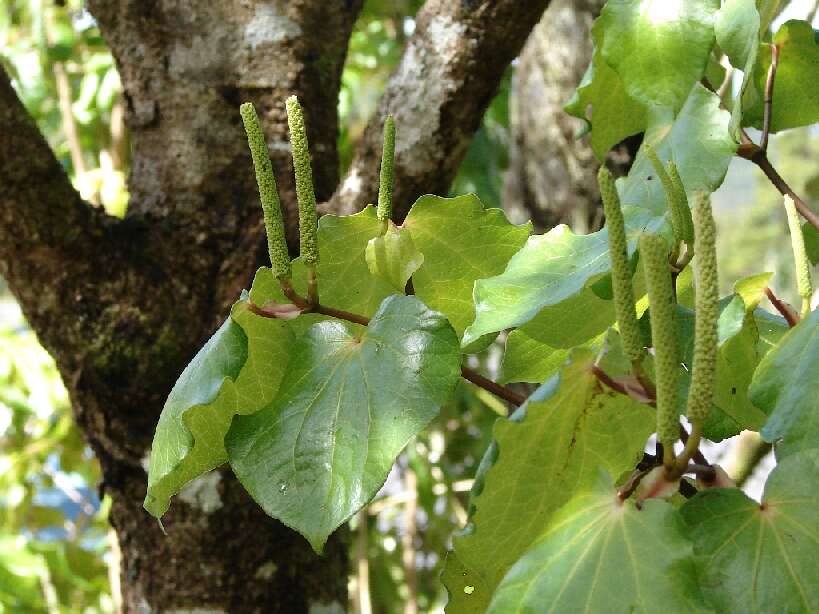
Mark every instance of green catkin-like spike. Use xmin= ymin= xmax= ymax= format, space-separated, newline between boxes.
xmin=640 ymin=233 xmax=678 ymax=446
xmin=599 ymin=167 xmax=642 ymax=362
xmin=646 ymin=145 xmax=685 ymax=246
xmin=667 ymin=161 xmax=694 ymax=245
xmin=377 ymin=115 xmax=395 ymax=226
xmin=686 ymin=192 xmax=718 ymax=424
xmin=285 ymin=95 xmax=319 ymax=266
xmin=239 ymin=102 xmax=291 ymax=279
xmin=784 ymin=196 xmax=814 ymax=317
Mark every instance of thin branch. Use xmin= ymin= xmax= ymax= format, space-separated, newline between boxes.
xmin=760 ymin=43 xmax=780 ymax=152
xmin=765 ymin=286 xmax=799 ymax=327
xmin=313 ymin=304 xmax=371 ymax=327
xmin=684 ymin=463 xmax=717 ymax=483
xmin=737 ymin=138 xmax=819 ymax=231
xmin=460 ymin=366 xmax=526 ymax=407
xmin=678 ymin=424 xmax=709 ymax=467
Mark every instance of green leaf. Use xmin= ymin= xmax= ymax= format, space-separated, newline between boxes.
xmin=803 ymin=221 xmax=819 ymax=265
xmin=715 ymin=0 xmax=761 ymax=138
xmin=272 ymin=206 xmax=396 ymax=318
xmin=618 ymin=85 xmax=737 ymax=220
xmin=466 ymin=85 xmax=734 ymax=347
xmin=500 ymin=287 xmax=614 ymax=384
xmin=716 ymin=0 xmax=759 ymax=70
xmin=403 ymin=194 xmax=531 ymax=339
xmin=598 ymin=0 xmax=719 ymax=111
xmin=744 ymin=20 xmax=819 ymax=132
xmin=682 ymin=448 xmax=819 ymax=613
xmin=756 ymin=0 xmax=783 ymax=33
xmin=564 ymin=50 xmax=649 ymax=160
xmin=144 ymin=305 xmax=296 ymax=518
xmin=750 ymin=308 xmax=819 ymax=458
xmin=488 ymin=475 xmax=709 ymax=613
xmin=365 ymin=222 xmax=424 ymax=292
xmin=226 ymin=295 xmax=461 ymax=553
xmin=443 ymin=350 xmax=655 ymax=612
xmin=145 ymin=207 xmax=393 ymax=517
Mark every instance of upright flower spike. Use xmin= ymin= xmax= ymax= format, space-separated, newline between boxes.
xmin=285 ymin=95 xmax=319 ymax=266
xmin=599 ymin=167 xmax=642 ymax=362
xmin=784 ymin=196 xmax=814 ymax=317
xmin=686 ymin=192 xmax=718 ymax=425
xmin=377 ymin=115 xmax=396 ymax=229
xmin=640 ymin=233 xmax=678 ymax=448
xmin=645 ymin=145 xmax=692 ymax=247
xmin=239 ymin=102 xmax=291 ymax=279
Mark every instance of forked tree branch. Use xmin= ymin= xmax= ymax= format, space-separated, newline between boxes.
xmin=326 ymin=0 xmax=553 ymax=220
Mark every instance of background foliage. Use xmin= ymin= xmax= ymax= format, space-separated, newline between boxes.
xmin=1 ymin=0 xmax=817 ymax=611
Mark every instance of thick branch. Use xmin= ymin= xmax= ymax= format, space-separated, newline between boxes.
xmin=0 ymin=67 xmax=114 ymax=318
xmin=327 ymin=0 xmax=553 ymax=219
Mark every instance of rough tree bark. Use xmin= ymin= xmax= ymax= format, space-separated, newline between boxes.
xmin=0 ymin=0 xmax=552 ymax=611
xmin=503 ymin=0 xmax=638 ymax=233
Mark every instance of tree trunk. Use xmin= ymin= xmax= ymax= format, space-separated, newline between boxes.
xmin=0 ymin=1 xmax=553 ymax=611
xmin=503 ymin=0 xmax=638 ymax=233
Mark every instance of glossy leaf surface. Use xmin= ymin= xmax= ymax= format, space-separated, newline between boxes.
xmin=226 ymin=296 xmax=461 ymax=553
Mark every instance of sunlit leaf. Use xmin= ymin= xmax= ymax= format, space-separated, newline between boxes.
xmin=488 ymin=474 xmax=709 ymax=613
xmin=226 ymin=296 xmax=461 ymax=553
xmin=403 ymin=194 xmax=531 ymax=340
xmin=443 ymin=350 xmax=655 ymax=612
xmin=751 ymin=308 xmax=819 ymax=458
xmin=744 ymin=20 xmax=819 ymax=132
xmin=682 ymin=448 xmax=819 ymax=612
xmin=598 ymin=0 xmax=719 ymax=111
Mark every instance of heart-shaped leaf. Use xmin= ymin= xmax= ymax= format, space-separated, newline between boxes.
xmin=598 ymin=0 xmax=719 ymax=111
xmin=442 ymin=350 xmax=655 ymax=612
xmin=682 ymin=448 xmax=819 ymax=612
xmin=145 ymin=207 xmax=394 ymax=517
xmin=487 ymin=474 xmax=709 ymax=613
xmin=226 ymin=295 xmax=461 ymax=552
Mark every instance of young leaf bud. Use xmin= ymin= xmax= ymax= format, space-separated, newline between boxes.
xmin=239 ymin=102 xmax=291 ymax=279
xmin=377 ymin=115 xmax=396 ymax=226
xmin=667 ymin=161 xmax=694 ymax=245
xmin=784 ymin=196 xmax=814 ymax=317
xmin=599 ymin=167 xmax=642 ymax=362
xmin=285 ymin=95 xmax=319 ymax=266
xmin=686 ymin=192 xmax=718 ymax=424
xmin=640 ymin=233 xmax=678 ymax=446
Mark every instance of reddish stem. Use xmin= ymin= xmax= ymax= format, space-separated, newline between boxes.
xmin=760 ymin=43 xmax=780 ymax=152
xmin=765 ymin=287 xmax=799 ymax=328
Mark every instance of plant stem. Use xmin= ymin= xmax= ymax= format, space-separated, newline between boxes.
xmin=684 ymin=463 xmax=717 ymax=483
xmin=737 ymin=139 xmax=819 ymax=231
xmin=306 ymin=265 xmax=319 ymax=306
xmin=460 ymin=367 xmax=526 ymax=407
xmin=313 ymin=304 xmax=371 ymax=326
xmin=760 ymin=43 xmax=780 ymax=152
xmin=764 ymin=287 xmax=799 ymax=327
xmin=675 ymin=422 xmax=704 ymax=474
